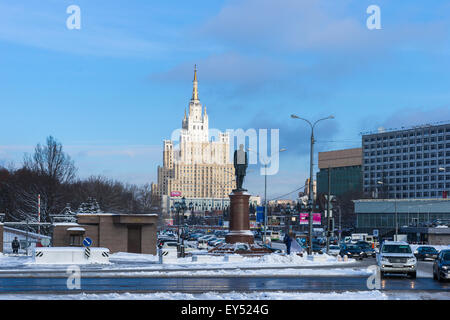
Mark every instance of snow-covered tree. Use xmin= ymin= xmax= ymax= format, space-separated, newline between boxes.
xmin=78 ymin=197 xmax=102 ymax=213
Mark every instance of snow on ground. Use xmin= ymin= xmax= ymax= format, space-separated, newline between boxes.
xmin=0 ymin=290 xmax=448 ymax=300
xmin=108 ymin=252 xmax=356 ymax=269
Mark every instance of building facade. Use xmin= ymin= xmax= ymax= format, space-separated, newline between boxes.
xmin=317 ymin=148 xmax=362 ymax=196
xmin=362 ymin=123 xmax=450 ymax=199
xmin=354 ymin=198 xmax=450 ymax=238
xmin=153 ymin=67 xmax=236 ymax=216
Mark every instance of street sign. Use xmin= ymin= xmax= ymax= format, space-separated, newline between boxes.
xmin=83 ymin=237 xmax=92 ymax=247
xmin=256 ymin=206 xmax=264 ymax=223
xmin=40 ymin=238 xmax=50 ymax=247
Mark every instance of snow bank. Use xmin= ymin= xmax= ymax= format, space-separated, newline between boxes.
xmin=2 ymin=290 xmax=448 ymax=300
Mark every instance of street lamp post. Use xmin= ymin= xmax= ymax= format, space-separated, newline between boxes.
xmin=247 ymin=147 xmax=287 ymax=244
xmin=291 ymin=114 xmax=334 ymax=255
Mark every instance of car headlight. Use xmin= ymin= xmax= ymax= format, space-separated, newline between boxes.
xmin=407 ymin=258 xmax=416 ymax=264
xmin=442 ymin=266 xmax=448 ymax=270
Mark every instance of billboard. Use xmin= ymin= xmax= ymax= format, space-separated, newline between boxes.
xmin=299 ymin=213 xmax=321 ymax=225
xmin=165 ymin=219 xmax=173 ymax=226
xmin=170 ymin=191 xmax=182 ymax=197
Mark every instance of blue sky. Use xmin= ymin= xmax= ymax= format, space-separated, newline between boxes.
xmin=1 ymin=0 xmax=450 ymax=200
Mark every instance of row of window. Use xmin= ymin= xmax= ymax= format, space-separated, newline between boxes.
xmin=365 ymin=160 xmax=450 ymax=169
xmin=365 ymin=175 xmax=450 ymax=182
xmin=365 ymin=154 xmax=450 ymax=163
xmin=364 ymin=182 xmax=450 ymax=189
xmin=364 ymin=136 xmax=450 ymax=148
xmin=363 ymin=127 xmax=450 ymax=142
xmin=363 ymin=190 xmax=447 ymax=199
xmin=365 ymin=146 xmax=450 ymax=156
xmin=357 ymin=213 xmax=450 ymax=228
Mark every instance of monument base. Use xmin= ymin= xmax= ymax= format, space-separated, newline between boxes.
xmin=208 ymin=242 xmax=272 ymax=256
xmin=225 ymin=191 xmax=254 ymax=244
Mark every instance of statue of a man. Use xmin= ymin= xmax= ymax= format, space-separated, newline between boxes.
xmin=233 ymin=144 xmax=248 ymax=191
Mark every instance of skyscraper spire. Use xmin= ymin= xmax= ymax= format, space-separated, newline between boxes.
xmin=192 ymin=64 xmax=199 ymax=101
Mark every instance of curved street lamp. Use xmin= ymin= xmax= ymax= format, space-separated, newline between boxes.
xmin=291 ymin=114 xmax=334 ymax=255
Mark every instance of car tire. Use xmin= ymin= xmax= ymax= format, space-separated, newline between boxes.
xmin=380 ymin=271 xmax=385 ymax=278
xmin=409 ymin=272 xmax=416 ymax=279
xmin=437 ymin=271 xmax=443 ymax=282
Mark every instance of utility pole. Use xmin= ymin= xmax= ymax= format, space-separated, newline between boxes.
xmin=326 ymin=167 xmax=331 ymax=254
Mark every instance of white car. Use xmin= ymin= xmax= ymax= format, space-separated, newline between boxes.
xmin=377 ymin=241 xmax=417 ymax=278
xmin=327 ymin=245 xmax=341 ymax=256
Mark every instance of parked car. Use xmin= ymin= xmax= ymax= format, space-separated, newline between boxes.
xmin=261 ymin=243 xmax=283 ymax=253
xmin=377 ymin=241 xmax=417 ymax=278
xmin=339 ymin=244 xmax=364 ymax=260
xmin=312 ymin=244 xmax=324 ymax=254
xmin=414 ymin=246 xmax=439 ymax=261
xmin=356 ymin=241 xmax=376 ymax=258
xmin=327 ymin=245 xmax=341 ymax=256
xmin=433 ymin=249 xmax=450 ymax=282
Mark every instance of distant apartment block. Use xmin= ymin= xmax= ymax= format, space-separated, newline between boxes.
xmin=362 ymin=122 xmax=450 ymax=199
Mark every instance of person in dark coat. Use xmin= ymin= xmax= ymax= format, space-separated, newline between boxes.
xmin=283 ymin=233 xmax=292 ymax=255
xmin=12 ymin=237 xmax=20 ymax=254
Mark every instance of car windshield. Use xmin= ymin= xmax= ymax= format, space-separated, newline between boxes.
xmin=346 ymin=245 xmax=359 ymax=250
xmin=357 ymin=243 xmax=370 ymax=248
xmin=443 ymin=252 xmax=450 ymax=261
xmin=330 ymin=246 xmax=339 ymax=249
xmin=420 ymin=247 xmax=437 ymax=253
xmin=382 ymin=244 xmax=412 ymax=254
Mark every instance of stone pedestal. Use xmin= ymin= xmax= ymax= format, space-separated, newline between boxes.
xmin=225 ymin=191 xmax=254 ymax=244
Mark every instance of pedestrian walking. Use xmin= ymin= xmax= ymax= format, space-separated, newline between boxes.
xmin=12 ymin=237 xmax=20 ymax=255
xmin=283 ymin=232 xmax=292 ymax=255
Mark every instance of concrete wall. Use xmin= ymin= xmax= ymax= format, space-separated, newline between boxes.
xmin=318 ymin=148 xmax=362 ymax=169
xmin=53 ymin=214 xmax=158 ymax=254
xmin=142 ymin=224 xmax=157 ymax=255
xmin=428 ymin=234 xmax=450 ymax=245
xmin=0 ymin=223 xmax=3 ymax=253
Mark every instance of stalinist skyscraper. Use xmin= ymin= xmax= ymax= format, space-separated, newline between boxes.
xmin=153 ymin=66 xmax=235 ymax=215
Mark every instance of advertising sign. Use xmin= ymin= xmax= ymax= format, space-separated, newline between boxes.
xmin=170 ymin=191 xmax=182 ymax=197
xmin=299 ymin=213 xmax=322 ymax=225
xmin=165 ymin=219 xmax=173 ymax=226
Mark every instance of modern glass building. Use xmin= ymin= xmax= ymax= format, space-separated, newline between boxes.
xmin=317 ymin=148 xmax=362 ymax=196
xmin=362 ymin=122 xmax=450 ymax=199
xmin=354 ymin=199 xmax=450 ymax=237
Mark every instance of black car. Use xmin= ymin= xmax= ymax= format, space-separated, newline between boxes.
xmin=433 ymin=249 xmax=450 ymax=282
xmin=356 ymin=241 xmax=376 ymax=258
xmin=312 ymin=244 xmax=324 ymax=254
xmin=261 ymin=244 xmax=283 ymax=253
xmin=339 ymin=244 xmax=365 ymax=260
xmin=414 ymin=246 xmax=439 ymax=261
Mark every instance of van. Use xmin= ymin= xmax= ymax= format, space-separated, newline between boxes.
xmin=270 ymin=231 xmax=281 ymax=241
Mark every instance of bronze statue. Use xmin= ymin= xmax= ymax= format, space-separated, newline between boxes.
xmin=233 ymin=144 xmax=248 ymax=191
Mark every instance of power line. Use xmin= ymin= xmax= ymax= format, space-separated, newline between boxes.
xmin=269 ymin=183 xmax=307 ymax=201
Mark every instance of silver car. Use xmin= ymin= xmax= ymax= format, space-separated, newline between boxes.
xmin=377 ymin=241 xmax=417 ymax=278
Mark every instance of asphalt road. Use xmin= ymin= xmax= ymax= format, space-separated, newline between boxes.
xmin=0 ymin=275 xmax=448 ymax=294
